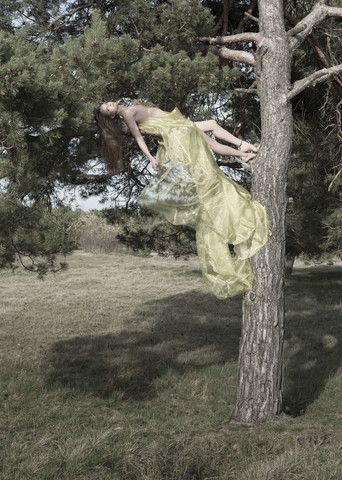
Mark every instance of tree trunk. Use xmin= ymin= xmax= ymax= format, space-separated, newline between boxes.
xmin=231 ymin=0 xmax=293 ymax=422
xmin=285 ymin=254 xmax=296 ymax=277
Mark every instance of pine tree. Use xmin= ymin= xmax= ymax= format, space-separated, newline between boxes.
xmin=1 ymin=0 xmax=242 ymax=272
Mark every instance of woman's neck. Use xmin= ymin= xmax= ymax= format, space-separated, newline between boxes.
xmin=117 ymin=105 xmax=128 ymax=116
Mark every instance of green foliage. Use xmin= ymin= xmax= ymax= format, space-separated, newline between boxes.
xmin=107 ymin=0 xmax=213 ymax=52
xmin=286 ymin=141 xmax=331 ymax=259
xmin=284 ymin=1 xmax=342 ymax=262
xmin=0 ymin=0 xmax=242 ymax=272
xmin=1 ymin=0 xmax=341 ymax=270
xmin=0 ymin=0 xmax=21 ymax=32
xmin=0 ymin=202 xmax=79 ymax=275
xmin=103 ymin=207 xmax=197 ymax=258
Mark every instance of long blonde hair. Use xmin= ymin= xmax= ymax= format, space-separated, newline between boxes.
xmin=95 ymin=109 xmax=124 ymax=174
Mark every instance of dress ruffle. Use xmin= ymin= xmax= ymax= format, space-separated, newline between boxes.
xmin=138 ymin=108 xmax=268 ymax=299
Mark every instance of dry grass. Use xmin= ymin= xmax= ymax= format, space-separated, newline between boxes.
xmin=1 ymin=252 xmax=342 ymax=479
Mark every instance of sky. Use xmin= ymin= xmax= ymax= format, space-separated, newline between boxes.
xmin=71 ymin=195 xmax=105 ymax=211
xmin=72 ymin=194 xmax=113 ymax=211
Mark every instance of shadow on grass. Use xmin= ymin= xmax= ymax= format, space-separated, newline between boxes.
xmin=284 ymin=265 xmax=342 ymax=416
xmin=46 ymin=290 xmax=242 ymax=400
xmin=46 ymin=265 xmax=342 ymax=413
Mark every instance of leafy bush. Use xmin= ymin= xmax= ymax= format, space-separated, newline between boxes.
xmin=0 ymin=203 xmax=80 ymax=276
xmin=69 ymin=212 xmax=128 ymax=254
xmin=103 ymin=207 xmax=197 ymax=258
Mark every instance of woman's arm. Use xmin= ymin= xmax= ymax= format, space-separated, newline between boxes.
xmin=122 ymin=111 xmax=158 ymax=171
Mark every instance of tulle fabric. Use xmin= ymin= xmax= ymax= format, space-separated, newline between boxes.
xmin=138 ymin=108 xmax=268 ymax=299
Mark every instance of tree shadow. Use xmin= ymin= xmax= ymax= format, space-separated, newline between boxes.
xmin=45 ymin=265 xmax=342 ymax=412
xmin=284 ymin=265 xmax=342 ymax=416
xmin=46 ymin=290 xmax=242 ymax=400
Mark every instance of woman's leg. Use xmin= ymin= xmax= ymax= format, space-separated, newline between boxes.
xmin=200 ymin=131 xmax=256 ymax=162
xmin=195 ymin=120 xmax=259 ymax=153
xmin=195 ymin=120 xmax=240 ymax=146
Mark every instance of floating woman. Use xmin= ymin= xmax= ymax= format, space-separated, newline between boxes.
xmin=96 ymin=102 xmax=268 ymax=299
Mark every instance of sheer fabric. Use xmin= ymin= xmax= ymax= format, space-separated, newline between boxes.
xmin=138 ymin=108 xmax=269 ymax=299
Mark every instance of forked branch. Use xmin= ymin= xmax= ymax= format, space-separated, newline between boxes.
xmin=49 ymin=1 xmax=94 ymax=29
xmin=288 ymin=2 xmax=342 ymax=52
xmin=199 ymin=45 xmax=256 ymax=67
xmin=288 ymin=64 xmax=342 ymax=100
xmin=199 ymin=32 xmax=262 ymax=46
xmin=198 ymin=29 xmax=262 ymax=67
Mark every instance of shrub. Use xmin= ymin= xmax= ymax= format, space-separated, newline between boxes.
xmin=103 ymin=207 xmax=197 ymax=258
xmin=69 ymin=212 xmax=127 ymax=254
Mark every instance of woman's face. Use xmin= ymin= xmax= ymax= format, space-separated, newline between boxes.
xmin=100 ymin=102 xmax=118 ymax=118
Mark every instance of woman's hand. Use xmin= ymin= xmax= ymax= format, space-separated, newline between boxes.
xmin=150 ymin=157 xmax=158 ymax=171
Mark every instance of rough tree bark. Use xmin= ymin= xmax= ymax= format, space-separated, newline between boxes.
xmin=201 ymin=0 xmax=342 ymax=423
xmin=231 ymin=0 xmax=292 ymax=422
xmin=231 ymin=0 xmax=342 ymax=423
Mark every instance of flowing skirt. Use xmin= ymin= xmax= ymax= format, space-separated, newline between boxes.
xmin=138 ymin=108 xmax=268 ymax=299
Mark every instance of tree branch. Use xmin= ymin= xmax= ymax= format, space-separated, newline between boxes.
xmin=217 ymin=159 xmax=251 ymax=172
xmin=328 ymin=165 xmax=342 ymax=192
xmin=288 ymin=64 xmax=342 ymax=100
xmin=286 ymin=23 xmax=307 ymax=37
xmin=243 ymin=12 xmax=259 ymax=24
xmin=235 ymin=88 xmax=258 ymax=95
xmin=199 ymin=45 xmax=256 ymax=67
xmin=285 ymin=10 xmax=342 ymax=88
xmin=198 ymin=30 xmax=262 ymax=67
xmin=48 ymin=1 xmax=94 ymax=29
xmin=237 ymin=0 xmax=259 ymax=32
xmin=288 ymin=2 xmax=342 ymax=52
xmin=199 ymin=32 xmax=262 ymax=46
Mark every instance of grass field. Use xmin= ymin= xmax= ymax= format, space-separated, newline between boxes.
xmin=1 ymin=251 xmax=342 ymax=479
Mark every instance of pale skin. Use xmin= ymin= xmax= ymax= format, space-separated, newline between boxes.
xmin=99 ymin=102 xmax=260 ymax=171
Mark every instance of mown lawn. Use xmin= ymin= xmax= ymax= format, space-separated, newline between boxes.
xmin=1 ymin=251 xmax=342 ymax=479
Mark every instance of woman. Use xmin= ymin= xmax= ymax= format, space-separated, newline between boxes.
xmin=97 ymin=101 xmax=259 ymax=172
xmin=96 ymin=101 xmax=268 ymax=299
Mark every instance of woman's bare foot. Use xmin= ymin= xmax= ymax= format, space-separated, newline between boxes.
xmin=241 ymin=152 xmax=257 ymax=162
xmin=240 ymin=141 xmax=260 ymax=154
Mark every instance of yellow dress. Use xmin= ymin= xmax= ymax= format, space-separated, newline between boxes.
xmin=138 ymin=108 xmax=268 ymax=299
